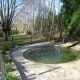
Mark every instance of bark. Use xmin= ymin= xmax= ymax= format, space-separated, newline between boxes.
xmin=59 ymin=28 xmax=63 ymax=39
xmin=0 ymin=0 xmax=18 ymax=41
xmin=4 ymin=31 xmax=8 ymax=41
xmin=69 ymin=29 xmax=73 ymax=36
xmin=2 ymin=26 xmax=10 ymax=41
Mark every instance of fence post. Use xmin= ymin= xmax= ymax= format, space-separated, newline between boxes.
xmin=12 ymin=36 xmax=13 ymax=45
xmin=0 ymin=51 xmax=6 ymax=80
xmin=31 ymin=33 xmax=32 ymax=43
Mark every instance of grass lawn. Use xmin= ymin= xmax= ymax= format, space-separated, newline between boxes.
xmin=0 ymin=33 xmax=45 ymax=48
xmin=0 ymin=33 xmax=45 ymax=79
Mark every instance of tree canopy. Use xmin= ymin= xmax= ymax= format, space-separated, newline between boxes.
xmin=61 ymin=0 xmax=80 ymax=37
xmin=0 ymin=0 xmax=22 ymax=41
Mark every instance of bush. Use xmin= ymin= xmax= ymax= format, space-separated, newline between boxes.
xmin=2 ymin=45 xmax=10 ymax=51
xmin=6 ymin=66 xmax=13 ymax=73
xmin=3 ymin=56 xmax=12 ymax=63
xmin=2 ymin=50 xmax=6 ymax=54
xmin=16 ymin=43 xmax=21 ymax=46
xmin=10 ymin=30 xmax=18 ymax=35
xmin=2 ymin=45 xmax=10 ymax=54
xmin=6 ymin=74 xmax=17 ymax=80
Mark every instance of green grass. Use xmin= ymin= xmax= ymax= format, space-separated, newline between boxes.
xmin=0 ymin=36 xmax=3 ymax=41
xmin=0 ymin=34 xmax=29 ymax=46
xmin=0 ymin=34 xmax=45 ymax=47
xmin=3 ymin=56 xmax=11 ymax=63
xmin=6 ymin=66 xmax=13 ymax=73
xmin=6 ymin=74 xmax=17 ymax=80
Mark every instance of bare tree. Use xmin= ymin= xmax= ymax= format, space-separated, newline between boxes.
xmin=50 ymin=0 xmax=55 ymax=36
xmin=0 ymin=0 xmax=21 ymax=41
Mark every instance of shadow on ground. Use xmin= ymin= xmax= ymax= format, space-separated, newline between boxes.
xmin=10 ymin=50 xmax=61 ymax=80
xmin=67 ymin=41 xmax=80 ymax=48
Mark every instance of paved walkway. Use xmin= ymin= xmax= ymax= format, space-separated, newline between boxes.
xmin=10 ymin=42 xmax=80 ymax=80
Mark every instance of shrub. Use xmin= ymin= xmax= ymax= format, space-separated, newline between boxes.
xmin=3 ymin=56 xmax=12 ymax=63
xmin=6 ymin=66 xmax=13 ymax=73
xmin=2 ymin=45 xmax=10 ymax=51
xmin=16 ymin=43 xmax=21 ymax=46
xmin=2 ymin=45 xmax=10 ymax=54
xmin=6 ymin=74 xmax=17 ymax=80
xmin=2 ymin=50 xmax=6 ymax=54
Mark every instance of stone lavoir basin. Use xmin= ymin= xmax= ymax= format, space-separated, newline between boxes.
xmin=23 ymin=45 xmax=80 ymax=64
xmin=11 ymin=42 xmax=80 ymax=80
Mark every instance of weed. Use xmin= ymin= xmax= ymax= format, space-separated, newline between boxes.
xmin=2 ymin=45 xmax=10 ymax=54
xmin=2 ymin=45 xmax=9 ymax=51
xmin=2 ymin=50 xmax=6 ymax=54
xmin=16 ymin=43 xmax=21 ymax=46
xmin=3 ymin=56 xmax=12 ymax=63
xmin=6 ymin=66 xmax=13 ymax=73
xmin=6 ymin=74 xmax=17 ymax=80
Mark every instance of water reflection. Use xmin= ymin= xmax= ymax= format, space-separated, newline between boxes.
xmin=53 ymin=46 xmax=62 ymax=63
xmin=23 ymin=46 xmax=80 ymax=64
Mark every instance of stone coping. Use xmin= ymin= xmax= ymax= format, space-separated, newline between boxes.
xmin=10 ymin=42 xmax=80 ymax=80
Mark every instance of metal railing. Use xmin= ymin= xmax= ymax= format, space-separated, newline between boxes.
xmin=0 ymin=51 xmax=6 ymax=80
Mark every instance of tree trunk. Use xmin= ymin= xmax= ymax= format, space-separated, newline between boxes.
xmin=4 ymin=31 xmax=8 ymax=41
xmin=69 ymin=29 xmax=73 ymax=36
xmin=59 ymin=28 xmax=63 ymax=39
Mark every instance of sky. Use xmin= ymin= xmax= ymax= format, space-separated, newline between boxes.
xmin=45 ymin=0 xmax=63 ymax=14
xmin=13 ymin=0 xmax=63 ymax=24
xmin=55 ymin=0 xmax=63 ymax=14
xmin=16 ymin=0 xmax=63 ymax=17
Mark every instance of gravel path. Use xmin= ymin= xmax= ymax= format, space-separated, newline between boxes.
xmin=10 ymin=42 xmax=80 ymax=80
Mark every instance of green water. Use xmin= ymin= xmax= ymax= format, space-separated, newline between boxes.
xmin=23 ymin=46 xmax=80 ymax=64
